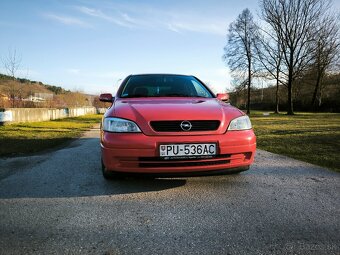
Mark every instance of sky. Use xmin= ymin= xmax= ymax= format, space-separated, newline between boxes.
xmin=0 ymin=0 xmax=280 ymax=95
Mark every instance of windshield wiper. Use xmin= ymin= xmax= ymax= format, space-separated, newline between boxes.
xmin=164 ymin=93 xmax=190 ymax=97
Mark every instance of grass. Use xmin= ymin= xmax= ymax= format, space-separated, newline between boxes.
xmin=249 ymin=112 xmax=340 ymax=172
xmin=1 ymin=111 xmax=339 ymax=172
xmin=0 ymin=114 xmax=103 ymax=156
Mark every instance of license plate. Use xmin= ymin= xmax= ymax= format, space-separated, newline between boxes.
xmin=159 ymin=143 xmax=216 ymax=157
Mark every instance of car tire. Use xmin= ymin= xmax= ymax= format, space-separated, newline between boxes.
xmin=229 ymin=166 xmax=250 ymax=174
xmin=101 ymin=160 xmax=124 ymax=180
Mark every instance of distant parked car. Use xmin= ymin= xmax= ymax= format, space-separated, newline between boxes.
xmin=99 ymin=74 xmax=256 ymax=178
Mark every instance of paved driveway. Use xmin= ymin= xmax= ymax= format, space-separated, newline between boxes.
xmin=0 ymin=127 xmax=339 ymax=254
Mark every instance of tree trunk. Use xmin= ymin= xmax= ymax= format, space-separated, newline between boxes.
xmin=275 ymin=82 xmax=279 ymax=114
xmin=311 ymin=72 xmax=322 ymax=110
xmin=274 ymin=68 xmax=280 ymax=114
xmin=318 ymin=87 xmax=322 ymax=107
xmin=287 ymin=82 xmax=294 ymax=115
xmin=247 ymin=64 xmax=251 ymax=115
xmin=287 ymin=55 xmax=294 ymax=115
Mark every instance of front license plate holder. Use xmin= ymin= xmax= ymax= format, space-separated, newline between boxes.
xmin=159 ymin=143 xmax=217 ymax=159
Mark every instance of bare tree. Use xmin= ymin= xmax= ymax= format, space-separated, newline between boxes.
xmin=260 ymin=0 xmax=330 ymax=115
xmin=2 ymin=48 xmax=22 ymax=79
xmin=255 ymin=26 xmax=285 ymax=113
xmin=1 ymin=48 xmax=22 ymax=107
xmin=223 ymin=8 xmax=259 ymax=114
xmin=310 ymin=13 xmax=340 ymax=109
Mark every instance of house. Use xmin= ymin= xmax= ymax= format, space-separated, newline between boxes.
xmin=24 ymin=93 xmax=54 ymax=103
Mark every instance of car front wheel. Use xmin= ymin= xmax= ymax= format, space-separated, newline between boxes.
xmin=101 ymin=160 xmax=123 ymax=180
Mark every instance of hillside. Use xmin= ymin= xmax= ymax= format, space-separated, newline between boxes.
xmin=0 ymin=73 xmax=69 ymax=94
xmin=0 ymin=73 xmax=103 ymax=108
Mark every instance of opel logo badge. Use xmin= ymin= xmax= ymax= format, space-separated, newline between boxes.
xmin=180 ymin=120 xmax=192 ymax=131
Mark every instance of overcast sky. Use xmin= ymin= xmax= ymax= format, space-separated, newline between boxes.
xmin=3 ymin=0 xmax=337 ymax=95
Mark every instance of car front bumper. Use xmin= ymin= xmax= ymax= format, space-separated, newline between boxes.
xmin=101 ymin=130 xmax=256 ymax=174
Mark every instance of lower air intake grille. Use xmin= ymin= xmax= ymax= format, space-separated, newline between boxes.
xmin=139 ymin=160 xmax=230 ymax=168
xmin=138 ymin=154 xmax=231 ymax=168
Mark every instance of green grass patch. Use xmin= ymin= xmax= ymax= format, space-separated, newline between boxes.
xmin=249 ymin=112 xmax=340 ymax=172
xmin=1 ymin=112 xmax=339 ymax=172
xmin=0 ymin=114 xmax=103 ymax=156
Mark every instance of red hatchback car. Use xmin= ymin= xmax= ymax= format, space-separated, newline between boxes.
xmin=99 ymin=74 xmax=256 ymax=178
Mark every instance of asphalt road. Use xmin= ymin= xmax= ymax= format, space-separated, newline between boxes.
xmin=0 ymin=127 xmax=339 ymax=255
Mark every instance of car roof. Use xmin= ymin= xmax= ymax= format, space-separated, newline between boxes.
xmin=129 ymin=73 xmax=193 ymax=77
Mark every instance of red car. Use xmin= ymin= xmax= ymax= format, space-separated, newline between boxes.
xmin=99 ymin=74 xmax=256 ymax=178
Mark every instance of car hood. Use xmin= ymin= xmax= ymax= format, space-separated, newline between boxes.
xmin=106 ymin=98 xmax=244 ymax=135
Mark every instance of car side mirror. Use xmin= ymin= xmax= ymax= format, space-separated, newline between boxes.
xmin=99 ymin=93 xmax=114 ymax=102
xmin=216 ymin=93 xmax=229 ymax=102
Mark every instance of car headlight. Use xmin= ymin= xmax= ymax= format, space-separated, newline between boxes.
xmin=103 ymin=117 xmax=141 ymax=133
xmin=228 ymin=115 xmax=252 ymax=130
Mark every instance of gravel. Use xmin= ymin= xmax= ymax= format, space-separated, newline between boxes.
xmin=0 ymin=127 xmax=339 ymax=255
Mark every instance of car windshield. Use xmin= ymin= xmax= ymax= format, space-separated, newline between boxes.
xmin=120 ymin=75 xmax=214 ymax=98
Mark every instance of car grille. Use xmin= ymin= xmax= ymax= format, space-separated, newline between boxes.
xmin=150 ymin=120 xmax=220 ymax=132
